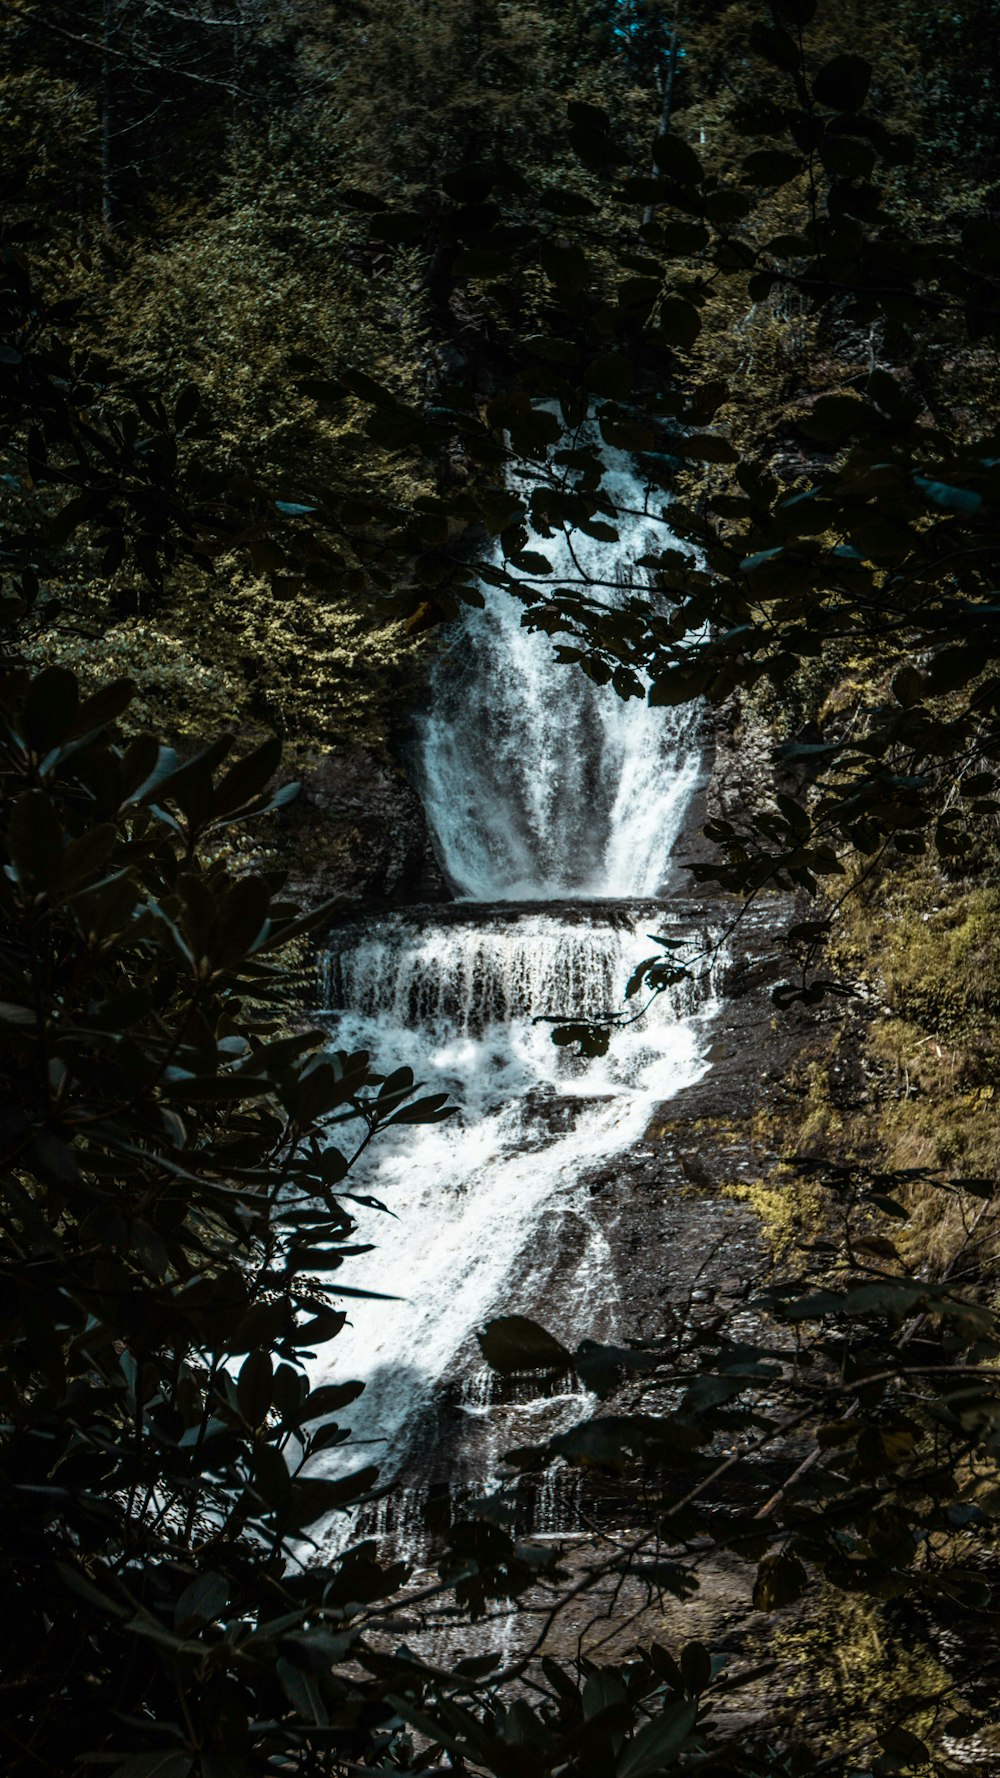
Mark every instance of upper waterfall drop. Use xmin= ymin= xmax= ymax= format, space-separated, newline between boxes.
xmin=416 ymin=446 xmax=701 ymax=903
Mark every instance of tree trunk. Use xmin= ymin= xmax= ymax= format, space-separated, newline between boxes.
xmin=100 ymin=0 xmax=116 ymax=235
xmin=642 ymin=26 xmax=680 ymax=229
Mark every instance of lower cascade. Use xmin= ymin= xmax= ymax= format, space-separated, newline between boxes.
xmin=309 ymin=451 xmax=720 ymax=1550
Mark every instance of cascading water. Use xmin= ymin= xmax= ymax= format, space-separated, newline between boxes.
xmin=309 ymin=441 xmax=718 ymax=1549
xmin=417 ymin=450 xmax=701 ymax=901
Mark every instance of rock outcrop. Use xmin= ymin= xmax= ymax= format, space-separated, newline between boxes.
xmin=284 ymin=742 xmax=447 ymax=909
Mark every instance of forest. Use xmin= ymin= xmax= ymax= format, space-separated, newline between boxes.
xmin=3 ymin=0 xmax=1000 ymax=1772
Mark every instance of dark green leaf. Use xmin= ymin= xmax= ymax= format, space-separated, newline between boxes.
xmin=743 ymin=150 xmax=802 ymax=186
xmin=652 ymin=135 xmax=704 ymax=186
xmin=813 ymin=54 xmax=872 ymax=111
xmin=617 ymin=1700 xmax=698 ymax=1778
xmin=237 ymin=1349 xmax=273 ymax=1428
xmin=478 ymin=1315 xmax=572 ymax=1376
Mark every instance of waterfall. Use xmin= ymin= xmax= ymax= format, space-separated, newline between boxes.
xmin=417 ymin=450 xmax=700 ymax=901
xmin=308 ymin=438 xmax=717 ymax=1549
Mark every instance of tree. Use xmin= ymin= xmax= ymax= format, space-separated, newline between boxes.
xmin=2 ymin=0 xmax=293 ymax=233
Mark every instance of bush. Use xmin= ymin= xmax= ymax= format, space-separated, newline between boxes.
xmin=0 ymin=659 xmax=449 ymax=1774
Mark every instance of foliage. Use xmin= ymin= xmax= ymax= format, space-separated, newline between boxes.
xmin=0 ymin=658 xmax=463 ymax=1773
xmin=0 ymin=175 xmax=337 ymax=618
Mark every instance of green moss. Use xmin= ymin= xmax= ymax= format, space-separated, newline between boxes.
xmin=772 ymin=1590 xmax=963 ymax=1764
xmin=721 ymin=1171 xmax=824 ymax=1258
xmin=874 ymin=886 xmax=1000 ymax=1037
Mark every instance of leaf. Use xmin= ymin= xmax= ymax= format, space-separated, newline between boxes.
xmin=286 ymin=1466 xmax=380 ymax=1529
xmin=678 ymin=432 xmax=736 ymax=463
xmin=211 ymin=737 xmax=283 ymax=818
xmin=442 ymin=165 xmax=496 ymax=203
xmin=237 ymin=1349 xmax=273 ymax=1428
xmin=174 ymin=381 xmax=200 ymax=428
xmin=23 ymin=665 xmax=79 ymax=754
xmin=251 ymin=1443 xmax=292 ymax=1511
xmin=753 ymin=1551 xmax=809 ymax=1610
xmin=56 ymin=1559 xmax=129 ymax=1619
xmin=297 ymin=376 xmax=349 ymax=403
xmin=586 ymin=352 xmax=634 ymax=399
xmin=138 ymin=739 xmax=234 ymax=817
xmin=174 ymin=1570 xmax=230 ymax=1631
xmin=128 ymin=743 xmax=181 ymax=804
xmin=567 ymin=99 xmax=611 ymax=132
xmin=509 ymin=550 xmax=553 ymax=576
xmin=61 ymin=823 xmax=117 ymax=891
xmin=892 ymin=666 xmax=925 ymax=708
xmin=657 ymin=296 xmax=701 ymax=350
xmin=338 ymin=185 xmax=389 ymax=211
xmin=813 ymin=54 xmax=872 ymax=111
xmin=369 ymin=210 xmax=426 ymax=244
xmin=743 ymin=149 xmax=802 ymax=186
xmin=575 ymin=1340 xmax=655 ymax=1398
xmin=821 ymin=135 xmax=876 ymax=180
xmin=73 ymin=676 xmax=136 ymax=736
xmin=658 ymin=219 xmax=709 ymax=256
xmin=213 ymin=874 xmax=272 ymax=963
xmin=749 ymin=21 xmax=801 ymax=72
xmin=292 ymin=1380 xmax=365 ymax=1425
xmin=801 ymin=394 xmax=870 ymax=441
xmin=120 ymin=733 xmax=162 ymax=799
xmin=913 ymin=475 xmax=982 ymax=515
xmin=8 ymin=790 xmax=63 ymax=892
xmin=384 ymin=1091 xmax=453 ymax=1125
xmin=160 ymin=1073 xmax=272 ymax=1103
xmin=567 ymin=104 xmax=625 ymax=168
xmin=878 ymin=1727 xmax=931 ymax=1767
xmin=649 ymin=672 xmax=699 ymax=707
xmin=478 ymin=1315 xmax=572 ymax=1376
xmin=652 ymin=135 xmax=704 ymax=186
xmin=540 ymin=242 xmax=589 ymax=293
xmin=626 ymin=956 xmax=660 ymax=999
xmin=550 ymin=1018 xmax=611 ymax=1056
xmin=650 ymin=1644 xmax=684 ymax=1692
xmin=31 ymin=1127 xmax=79 ymax=1186
xmin=617 ymin=1700 xmax=698 ymax=1778
xmin=539 ymin=187 xmax=595 ymax=220
xmin=680 ymin=1641 xmax=713 ymax=1695
xmin=0 ymin=1001 xmax=36 ymax=1025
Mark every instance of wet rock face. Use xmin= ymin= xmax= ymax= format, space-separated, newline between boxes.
xmin=707 ymin=698 xmax=779 ymax=828
xmin=284 ymin=668 xmax=772 ymax=916
xmin=285 ymin=744 xmax=447 ymax=908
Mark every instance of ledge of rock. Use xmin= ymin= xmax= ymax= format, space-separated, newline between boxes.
xmin=284 ymin=743 xmax=448 ymax=909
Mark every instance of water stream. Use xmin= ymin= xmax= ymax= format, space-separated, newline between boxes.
xmin=310 ymin=445 xmax=718 ymax=1546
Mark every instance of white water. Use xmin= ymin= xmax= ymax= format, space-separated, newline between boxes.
xmin=308 ymin=439 xmax=715 ymax=1541
xmin=417 ymin=450 xmax=700 ymax=900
